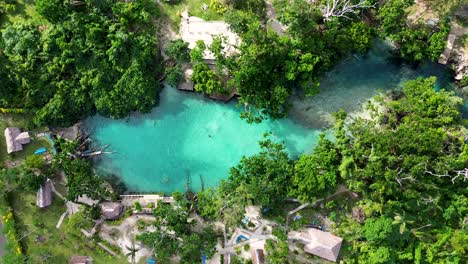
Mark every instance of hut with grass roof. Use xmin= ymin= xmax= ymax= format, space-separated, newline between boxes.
xmin=4 ymin=127 xmax=30 ymax=154
xmin=36 ymin=179 xmax=52 ymax=208
xmin=100 ymin=202 xmax=123 ymax=220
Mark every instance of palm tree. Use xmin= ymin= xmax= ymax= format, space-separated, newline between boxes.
xmin=37 ymin=249 xmax=52 ymax=264
xmin=126 ymin=240 xmax=141 ymax=264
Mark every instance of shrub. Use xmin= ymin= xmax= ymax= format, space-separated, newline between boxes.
xmin=165 ymin=39 xmax=190 ymax=63
xmin=134 ymin=202 xmax=142 ymax=212
xmin=0 ymin=201 xmax=26 ymax=264
xmin=325 ymin=200 xmax=336 ymax=210
xmin=165 ymin=66 xmax=183 ymax=87
xmin=460 ymin=75 xmax=468 ymax=87
xmin=244 ymin=243 xmax=250 ymax=251
xmin=209 ymin=0 xmax=227 ymax=15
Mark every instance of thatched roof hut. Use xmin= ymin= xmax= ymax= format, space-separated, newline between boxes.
xmin=69 ymin=255 xmax=93 ymax=264
xmin=289 ymin=228 xmax=343 ymax=262
xmin=36 ymin=179 xmax=52 ymax=208
xmin=100 ymin=202 xmax=123 ymax=220
xmin=4 ymin=127 xmax=30 ymax=154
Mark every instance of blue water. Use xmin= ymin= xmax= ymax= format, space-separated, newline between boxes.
xmin=84 ymin=41 xmax=459 ymax=193
xmin=84 ymin=87 xmax=321 ymax=193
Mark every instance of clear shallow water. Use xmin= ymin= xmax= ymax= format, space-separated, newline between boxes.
xmin=84 ymin=87 xmax=321 ymax=193
xmin=290 ymin=41 xmax=457 ymax=127
xmin=84 ymin=41 xmax=458 ymax=193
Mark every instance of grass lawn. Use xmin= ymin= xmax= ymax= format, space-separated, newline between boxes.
xmin=9 ymin=191 xmax=128 ymax=264
xmin=158 ymin=0 xmax=224 ymax=30
xmin=0 ymin=0 xmax=47 ymax=28
xmin=0 ymin=113 xmax=52 ymax=166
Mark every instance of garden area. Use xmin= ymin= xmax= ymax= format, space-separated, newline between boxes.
xmin=0 ymin=113 xmax=51 ymax=166
xmin=7 ymin=190 xmax=127 ymax=263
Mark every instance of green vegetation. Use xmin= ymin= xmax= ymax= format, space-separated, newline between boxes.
xmin=0 ymin=160 xmax=126 ymax=263
xmin=7 ymin=191 xmax=127 ymax=264
xmin=333 ymin=77 xmax=466 ymax=263
xmin=379 ymin=0 xmax=450 ymax=61
xmin=222 ymin=0 xmax=375 ymax=122
xmin=0 ymin=0 xmax=46 ymax=27
xmin=197 ymin=78 xmax=467 ymax=262
xmin=137 ymin=202 xmax=219 ymax=263
xmin=164 ymin=39 xmax=190 ymax=87
xmin=52 ymin=138 xmax=108 ymax=201
xmin=0 ymin=0 xmax=164 ymax=126
xmin=0 ymin=0 xmax=465 ymax=263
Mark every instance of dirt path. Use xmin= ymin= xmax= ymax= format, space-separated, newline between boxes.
xmin=438 ymin=21 xmax=468 ymax=65
xmin=265 ymin=0 xmax=286 ymax=35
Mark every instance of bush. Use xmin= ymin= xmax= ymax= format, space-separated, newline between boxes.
xmin=209 ymin=0 xmax=228 ymax=15
xmin=460 ymin=75 xmax=468 ymax=87
xmin=137 ymin=219 xmax=147 ymax=231
xmin=325 ymin=200 xmax=336 ymax=210
xmin=165 ymin=39 xmax=190 ymax=63
xmin=165 ymin=66 xmax=183 ymax=87
xmin=244 ymin=243 xmax=250 ymax=251
xmin=134 ymin=202 xmax=142 ymax=212
xmin=0 ymin=198 xmax=26 ymax=264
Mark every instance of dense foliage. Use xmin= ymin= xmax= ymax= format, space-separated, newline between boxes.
xmin=137 ymin=202 xmax=219 ymax=263
xmin=291 ymin=134 xmax=340 ymax=202
xmin=197 ymin=77 xmax=467 ymax=262
xmin=378 ymin=0 xmax=450 ymax=61
xmin=334 ymin=77 xmax=467 ymax=263
xmin=0 ymin=0 xmax=163 ymax=126
xmin=53 ymin=138 xmax=107 ymax=201
xmin=197 ymin=136 xmax=294 ymax=227
xmin=222 ymin=0 xmax=374 ymax=122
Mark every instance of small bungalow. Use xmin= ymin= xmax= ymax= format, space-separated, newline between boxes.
xmin=251 ymin=249 xmax=265 ymax=264
xmin=100 ymin=202 xmax=123 ymax=220
xmin=36 ymin=179 xmax=52 ymax=208
xmin=4 ymin=127 xmax=30 ymax=154
xmin=69 ymin=255 xmax=93 ymax=264
xmin=289 ymin=228 xmax=343 ymax=262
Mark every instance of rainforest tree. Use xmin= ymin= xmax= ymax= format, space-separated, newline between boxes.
xmin=0 ymin=0 xmax=163 ymax=126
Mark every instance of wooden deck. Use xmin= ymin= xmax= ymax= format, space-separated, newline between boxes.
xmin=177 ymin=80 xmax=194 ymax=91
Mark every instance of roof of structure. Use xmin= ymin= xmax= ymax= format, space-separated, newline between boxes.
xmin=289 ymin=228 xmax=343 ymax=262
xmin=69 ymin=255 xmax=93 ymax=264
xmin=5 ymin=127 xmax=23 ymax=153
xmin=100 ymin=202 xmax=123 ymax=220
xmin=37 ymin=180 xmax=52 ymax=208
xmin=15 ymin=132 xmax=30 ymax=144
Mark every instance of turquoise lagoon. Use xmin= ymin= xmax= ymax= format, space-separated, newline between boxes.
xmin=85 ymin=87 xmax=321 ymax=193
xmin=84 ymin=42 xmax=456 ymax=193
